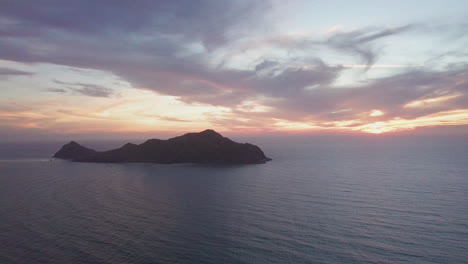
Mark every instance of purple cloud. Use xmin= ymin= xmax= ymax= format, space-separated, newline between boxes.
xmin=0 ymin=0 xmax=467 ymax=132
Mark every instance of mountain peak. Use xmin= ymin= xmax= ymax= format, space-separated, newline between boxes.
xmin=199 ymin=129 xmax=222 ymax=137
xmin=54 ymin=141 xmax=96 ymax=160
xmin=67 ymin=141 xmax=80 ymax=146
xmin=54 ymin=130 xmax=271 ymax=164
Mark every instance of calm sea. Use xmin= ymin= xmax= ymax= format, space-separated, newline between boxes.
xmin=1 ymin=135 xmax=467 ymax=264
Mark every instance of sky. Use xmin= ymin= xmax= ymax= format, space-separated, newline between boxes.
xmin=1 ymin=0 xmax=468 ymax=141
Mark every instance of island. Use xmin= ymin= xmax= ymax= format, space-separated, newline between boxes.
xmin=53 ymin=129 xmax=271 ymax=164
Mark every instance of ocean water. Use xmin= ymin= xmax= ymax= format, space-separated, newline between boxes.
xmin=1 ymin=136 xmax=467 ymax=264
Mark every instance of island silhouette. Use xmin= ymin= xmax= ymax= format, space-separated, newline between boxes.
xmin=54 ymin=129 xmax=271 ymax=164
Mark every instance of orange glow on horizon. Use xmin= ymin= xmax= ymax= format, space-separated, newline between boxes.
xmin=353 ymin=109 xmax=468 ymax=134
xmin=266 ymin=109 xmax=468 ymax=134
xmin=1 ymin=87 xmax=468 ymax=136
xmin=404 ymin=94 xmax=461 ymax=108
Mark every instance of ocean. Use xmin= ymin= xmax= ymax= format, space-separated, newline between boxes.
xmin=1 ymin=135 xmax=467 ymax=263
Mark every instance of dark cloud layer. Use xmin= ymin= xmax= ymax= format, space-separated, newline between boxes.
xmin=50 ymin=80 xmax=114 ymax=97
xmin=0 ymin=0 xmax=467 ymax=130
xmin=0 ymin=67 xmax=33 ymax=76
xmin=69 ymin=84 xmax=114 ymax=98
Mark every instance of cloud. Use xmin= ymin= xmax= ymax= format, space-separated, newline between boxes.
xmin=0 ymin=0 xmax=276 ymax=104
xmin=0 ymin=0 xmax=270 ymax=48
xmin=0 ymin=1 xmax=411 ymax=106
xmin=0 ymin=67 xmax=33 ymax=76
xmin=0 ymin=0 xmax=467 ymax=134
xmin=46 ymin=88 xmax=67 ymax=93
xmin=229 ymin=25 xmax=414 ymax=69
xmin=189 ymin=60 xmax=468 ymax=132
xmin=52 ymin=80 xmax=114 ymax=97
xmin=324 ymin=25 xmax=414 ymax=67
xmin=155 ymin=115 xmax=193 ymax=123
xmin=56 ymin=109 xmax=120 ymax=120
xmin=69 ymin=84 xmax=114 ymax=98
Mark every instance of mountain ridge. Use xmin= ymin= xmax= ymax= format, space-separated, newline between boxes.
xmin=53 ymin=129 xmax=271 ymax=164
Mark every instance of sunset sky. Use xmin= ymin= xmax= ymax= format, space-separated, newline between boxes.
xmin=1 ymin=0 xmax=468 ymax=141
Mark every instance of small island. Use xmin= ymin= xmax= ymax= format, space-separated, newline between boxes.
xmin=53 ymin=129 xmax=271 ymax=164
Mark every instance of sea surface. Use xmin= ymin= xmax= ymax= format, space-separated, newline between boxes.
xmin=1 ymin=135 xmax=467 ymax=264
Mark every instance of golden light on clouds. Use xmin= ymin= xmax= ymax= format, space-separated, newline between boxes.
xmin=248 ymin=109 xmax=468 ymax=134
xmin=236 ymin=100 xmax=274 ymax=113
xmin=358 ymin=122 xmax=390 ymax=134
xmin=273 ymin=119 xmax=321 ymax=130
xmin=0 ymin=89 xmax=228 ymax=135
xmin=369 ymin=109 xmax=384 ymax=117
xmin=354 ymin=109 xmax=468 ymax=134
xmin=404 ymin=94 xmax=461 ymax=108
xmin=1 ymin=85 xmax=468 ymax=136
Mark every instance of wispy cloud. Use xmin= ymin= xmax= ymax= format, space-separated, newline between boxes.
xmin=69 ymin=84 xmax=114 ymax=98
xmin=46 ymin=88 xmax=67 ymax=93
xmin=155 ymin=115 xmax=193 ymax=123
xmin=52 ymin=80 xmax=114 ymax=98
xmin=324 ymin=25 xmax=414 ymax=68
xmin=0 ymin=66 xmax=33 ymax=76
